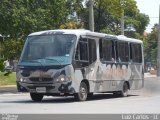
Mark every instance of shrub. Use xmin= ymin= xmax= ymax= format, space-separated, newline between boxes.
xmin=0 ymin=58 xmax=4 ymax=72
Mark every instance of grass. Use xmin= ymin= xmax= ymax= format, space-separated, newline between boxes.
xmin=0 ymin=72 xmax=16 ymax=85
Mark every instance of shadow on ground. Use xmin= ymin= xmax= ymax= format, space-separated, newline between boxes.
xmin=0 ymin=93 xmax=139 ymax=104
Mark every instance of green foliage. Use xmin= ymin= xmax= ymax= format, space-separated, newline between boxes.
xmin=134 ymin=13 xmax=150 ymax=34
xmin=79 ymin=0 xmax=149 ymax=39
xmin=2 ymin=39 xmax=23 ymax=59
xmin=144 ymin=24 xmax=158 ymax=67
xmin=0 ymin=58 xmax=4 ymax=72
xmin=0 ymin=0 xmax=70 ymax=39
xmin=0 ymin=0 xmax=73 ymax=59
xmin=67 ymin=0 xmax=84 ymax=18
xmin=0 ymin=72 xmax=16 ymax=85
xmin=100 ymin=28 xmax=114 ymax=35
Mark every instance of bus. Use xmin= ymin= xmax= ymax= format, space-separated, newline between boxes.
xmin=16 ymin=29 xmax=144 ymax=102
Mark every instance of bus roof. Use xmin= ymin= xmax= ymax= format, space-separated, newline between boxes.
xmin=28 ymin=29 xmax=142 ymax=43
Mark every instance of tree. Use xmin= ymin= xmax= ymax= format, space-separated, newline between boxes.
xmin=0 ymin=0 xmax=71 ymax=59
xmin=0 ymin=0 xmax=70 ymax=39
xmin=1 ymin=38 xmax=23 ymax=59
xmin=134 ymin=13 xmax=150 ymax=34
xmin=79 ymin=0 xmax=138 ymax=32
xmin=78 ymin=0 xmax=149 ymax=38
xmin=144 ymin=24 xmax=158 ymax=67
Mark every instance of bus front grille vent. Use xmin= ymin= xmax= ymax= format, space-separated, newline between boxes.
xmin=29 ymin=77 xmax=53 ymax=82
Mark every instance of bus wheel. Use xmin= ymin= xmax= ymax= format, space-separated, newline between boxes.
xmin=74 ymin=82 xmax=88 ymax=101
xmin=30 ymin=93 xmax=44 ymax=102
xmin=120 ymin=82 xmax=129 ymax=97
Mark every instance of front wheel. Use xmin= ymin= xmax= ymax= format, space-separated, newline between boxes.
xmin=74 ymin=82 xmax=88 ymax=101
xmin=30 ymin=93 xmax=44 ymax=102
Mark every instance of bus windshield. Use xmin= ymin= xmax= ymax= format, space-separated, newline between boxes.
xmin=19 ymin=34 xmax=77 ymax=66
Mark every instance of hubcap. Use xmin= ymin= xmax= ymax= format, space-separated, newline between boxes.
xmin=80 ymin=87 xmax=87 ymax=100
xmin=123 ymin=83 xmax=128 ymax=96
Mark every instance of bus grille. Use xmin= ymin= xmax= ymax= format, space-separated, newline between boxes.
xmin=29 ymin=77 xmax=53 ymax=82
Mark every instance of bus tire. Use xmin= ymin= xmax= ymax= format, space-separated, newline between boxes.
xmin=30 ymin=93 xmax=44 ymax=102
xmin=120 ymin=82 xmax=129 ymax=97
xmin=74 ymin=82 xmax=88 ymax=101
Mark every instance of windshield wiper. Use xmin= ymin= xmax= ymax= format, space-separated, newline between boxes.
xmin=45 ymin=57 xmax=62 ymax=66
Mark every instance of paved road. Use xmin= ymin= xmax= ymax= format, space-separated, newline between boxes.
xmin=0 ymin=77 xmax=160 ymax=114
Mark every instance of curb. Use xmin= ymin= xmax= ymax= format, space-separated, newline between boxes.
xmin=0 ymin=85 xmax=17 ymax=93
xmin=0 ymin=85 xmax=16 ymax=88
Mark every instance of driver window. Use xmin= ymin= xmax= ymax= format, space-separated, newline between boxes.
xmin=75 ymin=38 xmax=89 ymax=67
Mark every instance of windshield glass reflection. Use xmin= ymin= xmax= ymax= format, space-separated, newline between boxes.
xmin=20 ymin=34 xmax=76 ymax=66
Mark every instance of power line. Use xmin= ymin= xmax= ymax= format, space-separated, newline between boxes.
xmin=150 ymin=17 xmax=159 ymax=19
xmin=150 ymin=17 xmax=159 ymax=18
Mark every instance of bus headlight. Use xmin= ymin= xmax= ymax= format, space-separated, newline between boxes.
xmin=56 ymin=75 xmax=71 ymax=82
xmin=17 ymin=77 xmax=26 ymax=82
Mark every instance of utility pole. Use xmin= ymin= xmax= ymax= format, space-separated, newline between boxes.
xmin=0 ymin=41 xmax=1 ymax=59
xmin=157 ymin=5 xmax=160 ymax=78
xmin=89 ymin=0 xmax=94 ymax=32
xmin=0 ymin=35 xmax=2 ymax=58
xmin=120 ymin=0 xmax=125 ymax=35
xmin=121 ymin=10 xmax=124 ymax=35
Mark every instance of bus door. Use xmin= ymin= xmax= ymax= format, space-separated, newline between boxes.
xmin=74 ymin=37 xmax=89 ymax=87
xmin=87 ymin=38 xmax=100 ymax=91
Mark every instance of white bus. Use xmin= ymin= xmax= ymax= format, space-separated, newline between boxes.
xmin=16 ymin=29 xmax=144 ymax=101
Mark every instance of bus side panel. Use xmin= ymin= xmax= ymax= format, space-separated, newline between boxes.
xmin=87 ymin=62 xmax=133 ymax=93
xmin=87 ymin=61 xmax=104 ymax=92
xmin=73 ymin=60 xmax=144 ymax=93
xmin=95 ymin=62 xmax=132 ymax=92
xmin=74 ymin=61 xmax=101 ymax=93
xmin=129 ymin=64 xmax=144 ymax=90
xmin=74 ymin=67 xmax=90 ymax=93
xmin=93 ymin=62 xmax=117 ymax=92
xmin=73 ymin=69 xmax=83 ymax=92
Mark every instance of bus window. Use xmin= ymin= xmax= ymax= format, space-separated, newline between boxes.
xmin=79 ymin=42 xmax=88 ymax=61
xmin=130 ymin=43 xmax=142 ymax=63
xmin=75 ymin=44 xmax=80 ymax=60
xmin=75 ymin=38 xmax=89 ymax=67
xmin=116 ymin=41 xmax=129 ymax=62
xmin=99 ymin=39 xmax=114 ymax=62
xmin=88 ymin=39 xmax=97 ymax=64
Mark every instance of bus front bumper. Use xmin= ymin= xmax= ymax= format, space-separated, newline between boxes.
xmin=16 ymin=81 xmax=75 ymax=94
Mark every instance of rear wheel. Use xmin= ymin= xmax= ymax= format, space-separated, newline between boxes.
xmin=113 ymin=82 xmax=129 ymax=97
xmin=30 ymin=93 xmax=44 ymax=102
xmin=120 ymin=82 xmax=129 ymax=97
xmin=74 ymin=82 xmax=88 ymax=101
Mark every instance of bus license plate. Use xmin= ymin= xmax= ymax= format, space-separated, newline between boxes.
xmin=36 ymin=87 xmax=46 ymax=93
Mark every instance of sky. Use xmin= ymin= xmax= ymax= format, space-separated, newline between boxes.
xmin=135 ymin=0 xmax=160 ymax=33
